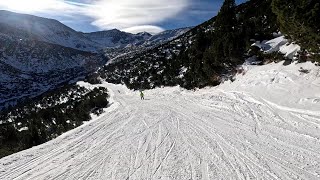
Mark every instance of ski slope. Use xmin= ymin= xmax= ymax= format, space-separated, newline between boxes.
xmin=1 ymin=62 xmax=320 ymax=179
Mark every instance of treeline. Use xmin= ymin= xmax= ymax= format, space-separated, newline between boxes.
xmin=0 ymin=84 xmax=109 ymax=158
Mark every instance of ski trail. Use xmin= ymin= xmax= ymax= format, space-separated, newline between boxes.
xmin=1 ymin=80 xmax=320 ymax=179
xmin=151 ymin=124 xmax=162 ymax=177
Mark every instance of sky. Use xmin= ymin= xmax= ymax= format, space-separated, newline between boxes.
xmin=0 ymin=0 xmax=247 ymax=34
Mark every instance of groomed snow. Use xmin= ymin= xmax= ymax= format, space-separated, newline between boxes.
xmin=1 ymin=62 xmax=320 ymax=179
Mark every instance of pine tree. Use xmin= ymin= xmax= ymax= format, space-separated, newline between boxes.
xmin=272 ymin=0 xmax=320 ymax=55
xmin=215 ymin=0 xmax=237 ymax=33
xmin=206 ymin=0 xmax=244 ymax=72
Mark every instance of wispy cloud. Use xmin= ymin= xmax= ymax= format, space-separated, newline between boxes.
xmin=0 ymin=0 xmax=190 ymax=34
xmin=84 ymin=0 xmax=189 ymax=34
xmin=122 ymin=25 xmax=165 ymax=34
xmin=0 ymin=0 xmax=77 ymax=13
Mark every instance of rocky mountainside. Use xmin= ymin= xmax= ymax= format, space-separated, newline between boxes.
xmin=0 ymin=33 xmax=107 ymax=109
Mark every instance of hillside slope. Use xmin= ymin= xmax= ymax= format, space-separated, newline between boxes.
xmin=1 ymin=62 xmax=319 ymax=179
xmin=0 ymin=33 xmax=107 ymax=109
xmin=97 ymin=0 xmax=279 ymax=90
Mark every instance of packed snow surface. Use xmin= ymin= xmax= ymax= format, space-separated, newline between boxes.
xmin=1 ymin=62 xmax=320 ymax=179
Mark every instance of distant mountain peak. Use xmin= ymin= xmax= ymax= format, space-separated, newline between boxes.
xmin=136 ymin=31 xmax=152 ymax=36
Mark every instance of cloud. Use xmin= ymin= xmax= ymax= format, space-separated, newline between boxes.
xmin=0 ymin=0 xmax=190 ymax=34
xmin=84 ymin=0 xmax=189 ymax=33
xmin=0 ymin=0 xmax=77 ymax=14
xmin=123 ymin=25 xmax=165 ymax=34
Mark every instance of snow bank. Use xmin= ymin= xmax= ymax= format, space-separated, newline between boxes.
xmin=252 ymin=36 xmax=301 ymax=59
xmin=221 ymin=61 xmax=320 ymax=111
xmin=252 ymin=36 xmax=288 ymax=53
xmin=279 ymin=42 xmax=301 ymax=59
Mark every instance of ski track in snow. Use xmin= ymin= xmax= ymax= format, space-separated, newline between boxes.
xmin=1 ymin=63 xmax=320 ymax=180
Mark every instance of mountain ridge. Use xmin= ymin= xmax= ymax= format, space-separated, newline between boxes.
xmin=0 ymin=10 xmax=99 ymax=52
xmin=0 ymin=10 xmax=191 ymax=52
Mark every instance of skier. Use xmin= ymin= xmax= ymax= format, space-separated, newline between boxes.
xmin=140 ymin=91 xmax=144 ymax=100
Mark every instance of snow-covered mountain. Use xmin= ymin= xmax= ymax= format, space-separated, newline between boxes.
xmin=0 ymin=11 xmax=107 ymax=108
xmin=83 ymin=29 xmax=152 ymax=48
xmin=0 ymin=33 xmax=107 ymax=109
xmin=0 ymin=10 xmax=190 ymax=53
xmin=142 ymin=27 xmax=191 ymax=47
xmin=0 ymin=10 xmax=99 ymax=52
xmin=98 ymin=27 xmax=191 ymax=60
xmin=83 ymin=28 xmax=191 ymax=49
